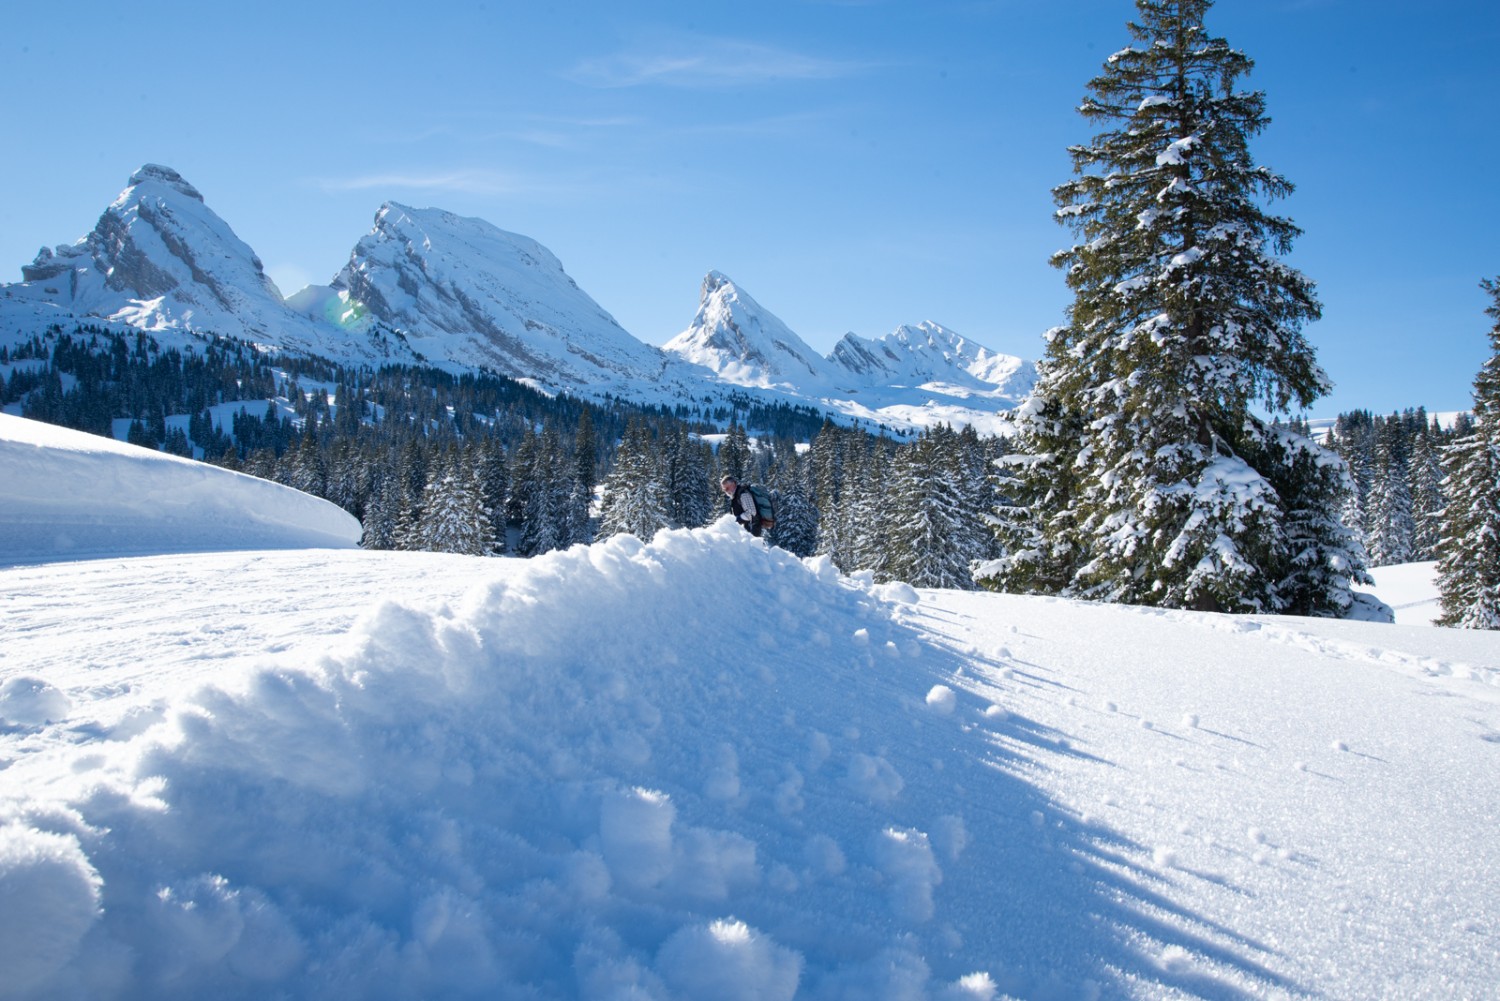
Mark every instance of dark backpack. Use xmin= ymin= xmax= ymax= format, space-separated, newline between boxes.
xmin=747 ymin=484 xmax=776 ymax=530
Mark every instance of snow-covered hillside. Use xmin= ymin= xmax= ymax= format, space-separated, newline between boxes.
xmin=0 ymin=413 xmax=359 ymax=565
xmin=2 ymin=414 xmax=1497 ymax=1000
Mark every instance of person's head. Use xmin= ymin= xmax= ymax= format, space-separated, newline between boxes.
xmin=720 ymin=475 xmax=737 ymax=496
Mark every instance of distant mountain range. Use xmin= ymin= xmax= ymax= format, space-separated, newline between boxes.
xmin=2 ymin=165 xmax=1036 ymax=433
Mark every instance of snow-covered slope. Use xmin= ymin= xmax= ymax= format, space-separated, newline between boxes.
xmin=0 ymin=413 xmax=360 ymax=565
xmin=2 ymin=407 xmax=1498 ymax=1000
xmin=314 ymin=203 xmax=669 ymax=390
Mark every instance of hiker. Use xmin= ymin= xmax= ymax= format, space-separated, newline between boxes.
xmin=721 ymin=474 xmax=767 ymax=538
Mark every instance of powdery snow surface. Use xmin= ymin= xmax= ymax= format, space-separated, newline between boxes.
xmin=0 ymin=414 xmax=360 ymax=566
xmin=1366 ymin=561 xmax=1441 ymax=625
xmin=2 ymin=426 xmax=1500 ymax=999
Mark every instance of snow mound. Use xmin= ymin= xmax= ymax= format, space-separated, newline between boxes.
xmin=0 ymin=414 xmax=360 ymax=566
xmin=0 ymin=521 xmax=1060 ymax=998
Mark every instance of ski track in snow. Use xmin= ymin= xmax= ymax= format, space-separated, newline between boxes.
xmin=3 ymin=529 xmax=1499 ymax=998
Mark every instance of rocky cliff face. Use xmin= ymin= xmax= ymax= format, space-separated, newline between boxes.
xmin=24 ymin=165 xmax=279 ymax=321
xmin=14 ymin=165 xmax=383 ymax=363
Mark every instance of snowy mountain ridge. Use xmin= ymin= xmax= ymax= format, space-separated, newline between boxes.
xmin=3 ymin=166 xmax=1034 ymax=433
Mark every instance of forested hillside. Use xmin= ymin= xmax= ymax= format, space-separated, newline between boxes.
xmin=3 ymin=324 xmax=995 ymax=583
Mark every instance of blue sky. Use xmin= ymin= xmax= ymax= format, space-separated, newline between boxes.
xmin=3 ymin=0 xmax=1496 ymax=418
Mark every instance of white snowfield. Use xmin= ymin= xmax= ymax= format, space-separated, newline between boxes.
xmin=1 ymin=415 xmax=1498 ymax=1000
xmin=0 ymin=414 xmax=360 ymax=566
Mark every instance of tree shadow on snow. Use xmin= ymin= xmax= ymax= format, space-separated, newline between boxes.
xmin=843 ymin=617 xmax=1310 ymax=1001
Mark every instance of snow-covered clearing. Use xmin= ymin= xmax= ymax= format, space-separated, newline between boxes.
xmin=2 ymin=415 xmax=1497 ymax=1000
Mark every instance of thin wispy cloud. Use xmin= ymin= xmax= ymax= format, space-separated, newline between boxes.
xmin=568 ymin=37 xmax=873 ymax=89
xmin=315 ymin=169 xmax=571 ymax=198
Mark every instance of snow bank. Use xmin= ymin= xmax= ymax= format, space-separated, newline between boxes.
xmin=0 ymin=522 xmax=1037 ymax=998
xmin=0 ymin=414 xmax=360 ymax=565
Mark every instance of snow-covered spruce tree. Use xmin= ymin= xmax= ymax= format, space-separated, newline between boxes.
xmin=1435 ymin=278 xmax=1500 ymax=629
xmin=473 ymin=437 xmax=509 ymax=555
xmin=769 ymin=464 xmax=819 ymax=557
xmin=518 ymin=423 xmax=567 ymax=557
xmin=506 ymin=426 xmax=540 ymax=534
xmin=597 ymin=416 xmax=671 ymax=542
xmin=978 ymin=0 xmax=1363 ymax=614
xmin=411 ymin=454 xmax=496 ymax=556
xmin=1365 ymin=420 xmax=1415 ymax=567
xmin=977 ymin=392 xmax=1087 ymax=595
xmin=811 ymin=421 xmax=852 ymax=568
xmin=360 ymin=473 xmax=401 ymax=550
xmin=843 ymin=437 xmax=893 ymax=578
xmin=885 ymin=427 xmax=980 ymax=590
xmin=1253 ymin=423 xmax=1366 ymax=617
xmin=665 ymin=425 xmax=717 ymax=529
xmin=717 ymin=422 xmax=752 ymax=485
xmin=1408 ymin=419 xmax=1446 ymax=560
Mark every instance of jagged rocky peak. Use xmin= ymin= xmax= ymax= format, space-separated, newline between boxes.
xmin=701 ymin=269 xmax=732 ymax=297
xmin=15 ymin=164 xmax=297 ymax=339
xmin=663 ymin=271 xmax=832 ymax=386
xmin=126 ymin=163 xmax=205 ymax=203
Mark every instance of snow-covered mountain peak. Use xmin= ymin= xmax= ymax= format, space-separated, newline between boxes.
xmin=9 ymin=166 xmax=412 ymax=365
xmin=663 ymin=271 xmax=833 ymax=388
xmin=328 ymin=203 xmax=665 ymax=389
xmin=123 ymin=163 xmax=205 ymax=204
xmin=829 ymin=319 xmax=1037 ymax=402
xmin=19 ymin=164 xmax=286 ymax=324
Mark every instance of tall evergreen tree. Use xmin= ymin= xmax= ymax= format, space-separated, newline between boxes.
xmin=506 ymin=426 xmax=540 ymax=534
xmin=665 ymin=426 xmax=717 ymax=528
xmin=1436 ymin=278 xmax=1500 ymax=628
xmin=361 ymin=472 xmax=401 ymax=550
xmin=810 ymin=422 xmax=851 ymax=566
xmin=597 ymin=417 xmax=671 ymax=542
xmin=574 ymin=407 xmax=599 ymax=499
xmin=519 ymin=421 xmax=570 ymax=557
xmin=885 ymin=428 xmax=977 ymax=589
xmin=474 ymin=437 xmax=509 ymax=555
xmin=412 ymin=455 xmax=495 ymax=556
xmin=979 ymin=0 xmax=1362 ymax=614
xmin=1365 ymin=419 xmax=1415 ymax=566
xmin=767 ymin=450 xmax=818 ymax=557
xmin=843 ymin=438 xmax=891 ymax=577
xmin=1409 ymin=418 xmax=1446 ymax=561
xmin=717 ymin=422 xmax=752 ymax=485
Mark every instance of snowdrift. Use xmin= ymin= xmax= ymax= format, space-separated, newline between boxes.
xmin=0 ymin=414 xmax=360 ymax=566
xmin=3 ymin=524 xmax=1035 ymax=999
